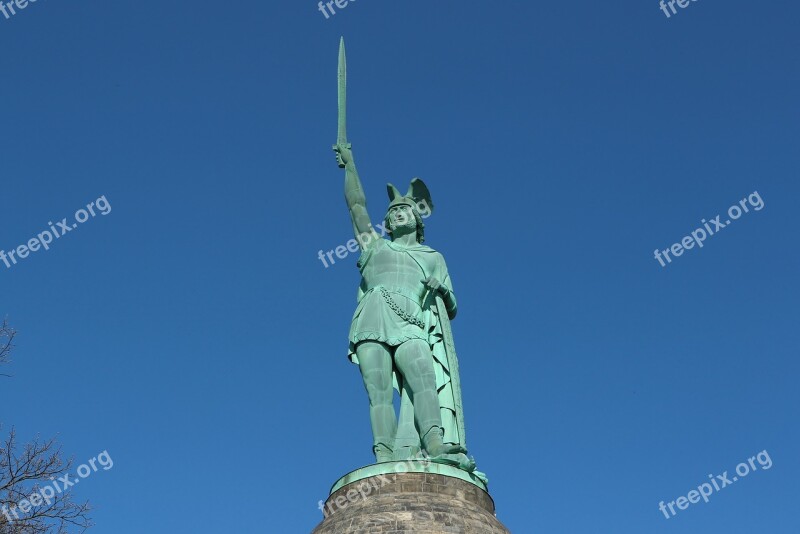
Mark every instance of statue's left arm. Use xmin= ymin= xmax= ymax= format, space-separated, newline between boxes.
xmin=440 ymin=276 xmax=457 ymax=320
xmin=423 ymin=254 xmax=457 ymax=319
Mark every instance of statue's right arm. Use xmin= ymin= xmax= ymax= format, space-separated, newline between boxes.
xmin=336 ymin=146 xmax=379 ymax=246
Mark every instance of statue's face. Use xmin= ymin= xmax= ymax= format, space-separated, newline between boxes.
xmin=386 ymin=204 xmax=417 ymax=233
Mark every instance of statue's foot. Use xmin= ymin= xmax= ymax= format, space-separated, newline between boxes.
xmin=421 ymin=427 xmax=467 ymax=457
xmin=429 ymin=452 xmax=477 ymax=472
xmin=426 ymin=442 xmax=467 ymax=457
xmin=374 ymin=443 xmax=394 ymax=463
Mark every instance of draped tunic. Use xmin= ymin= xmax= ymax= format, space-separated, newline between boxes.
xmin=347 ymin=238 xmax=453 ymax=361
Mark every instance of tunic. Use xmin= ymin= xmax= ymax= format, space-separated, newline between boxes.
xmin=347 ymin=237 xmax=452 ymax=362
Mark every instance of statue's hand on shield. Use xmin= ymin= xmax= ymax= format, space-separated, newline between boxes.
xmin=333 ymin=143 xmax=353 ymax=168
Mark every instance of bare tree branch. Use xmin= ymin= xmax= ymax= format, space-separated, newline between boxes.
xmin=0 ymin=320 xmax=15 ymax=377
xmin=0 ymin=429 xmax=92 ymax=532
xmin=0 ymin=322 xmax=92 ymax=533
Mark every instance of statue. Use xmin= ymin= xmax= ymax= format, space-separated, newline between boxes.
xmin=331 ymin=38 xmax=481 ymax=477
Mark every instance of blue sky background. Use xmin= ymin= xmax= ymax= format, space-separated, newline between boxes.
xmin=1 ymin=1 xmax=798 ymax=532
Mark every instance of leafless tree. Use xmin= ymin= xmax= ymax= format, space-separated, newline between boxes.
xmin=0 ymin=432 xmax=92 ymax=533
xmin=0 ymin=321 xmax=92 ymax=533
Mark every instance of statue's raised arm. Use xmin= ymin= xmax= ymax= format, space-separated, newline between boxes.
xmin=334 ymin=144 xmax=376 ymax=245
xmin=332 ymin=38 xmax=377 ymax=246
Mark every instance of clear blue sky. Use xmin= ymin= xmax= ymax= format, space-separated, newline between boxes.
xmin=1 ymin=1 xmax=798 ymax=532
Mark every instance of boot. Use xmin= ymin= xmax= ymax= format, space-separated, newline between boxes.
xmin=421 ymin=426 xmax=475 ymax=472
xmin=421 ymin=426 xmax=466 ymax=457
xmin=373 ymin=442 xmax=394 ymax=463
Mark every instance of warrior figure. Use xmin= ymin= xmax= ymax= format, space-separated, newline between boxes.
xmin=332 ymin=39 xmax=477 ymax=473
xmin=333 ymin=146 xmax=475 ymax=471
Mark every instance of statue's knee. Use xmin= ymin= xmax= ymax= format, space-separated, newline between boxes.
xmin=364 ymin=376 xmax=392 ymax=404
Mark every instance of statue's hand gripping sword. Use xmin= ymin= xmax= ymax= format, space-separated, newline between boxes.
xmin=333 ymin=37 xmax=351 ymax=168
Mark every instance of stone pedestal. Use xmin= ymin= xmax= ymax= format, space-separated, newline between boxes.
xmin=312 ymin=463 xmax=510 ymax=533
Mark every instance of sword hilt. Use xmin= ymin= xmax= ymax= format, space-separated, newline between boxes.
xmin=333 ymin=142 xmax=352 ymax=169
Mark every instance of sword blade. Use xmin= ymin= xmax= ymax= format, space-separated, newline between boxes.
xmin=337 ymin=37 xmax=347 ymax=145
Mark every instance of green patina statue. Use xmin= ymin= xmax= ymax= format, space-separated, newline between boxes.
xmin=331 ymin=38 xmax=480 ymax=477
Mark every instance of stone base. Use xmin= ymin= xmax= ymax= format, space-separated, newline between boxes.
xmin=312 ymin=469 xmax=510 ymax=533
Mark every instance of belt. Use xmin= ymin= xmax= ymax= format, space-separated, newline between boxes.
xmin=368 ymin=285 xmax=425 ymax=306
xmin=371 ymin=285 xmax=426 ymax=328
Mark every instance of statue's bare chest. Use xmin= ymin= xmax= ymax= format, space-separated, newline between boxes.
xmin=364 ymin=246 xmax=434 ymax=294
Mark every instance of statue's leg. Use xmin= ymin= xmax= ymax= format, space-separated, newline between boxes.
xmin=395 ymin=342 xmax=474 ymax=472
xmin=355 ymin=341 xmax=396 ymax=462
xmin=394 ymin=339 xmax=449 ymax=455
xmin=393 ymin=381 xmax=421 ymax=460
